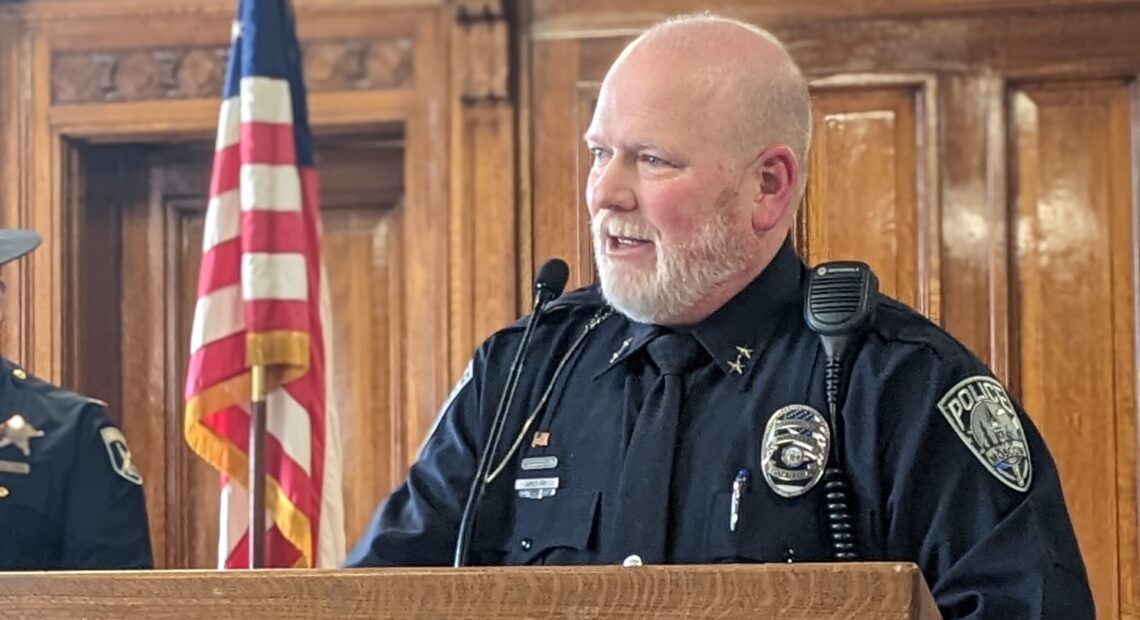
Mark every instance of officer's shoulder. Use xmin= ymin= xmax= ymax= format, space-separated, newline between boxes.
xmin=488 ymin=284 xmax=609 ymax=339
xmin=8 ymin=363 xmax=110 ymax=421
xmin=866 ymin=295 xmax=978 ymax=366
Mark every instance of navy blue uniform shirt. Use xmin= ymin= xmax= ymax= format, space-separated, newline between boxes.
xmin=346 ymin=239 xmax=1093 ymax=619
xmin=0 ymin=358 xmax=153 ymax=570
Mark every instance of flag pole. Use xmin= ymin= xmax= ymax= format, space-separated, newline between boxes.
xmin=249 ymin=363 xmax=267 ymax=569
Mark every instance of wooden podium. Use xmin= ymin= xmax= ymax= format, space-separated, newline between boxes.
xmin=0 ymin=562 xmax=939 ymax=619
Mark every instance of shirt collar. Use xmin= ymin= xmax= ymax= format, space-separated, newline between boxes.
xmin=595 ymin=237 xmax=807 ymax=389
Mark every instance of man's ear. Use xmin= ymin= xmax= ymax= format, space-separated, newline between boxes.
xmin=749 ymin=145 xmax=798 ymax=234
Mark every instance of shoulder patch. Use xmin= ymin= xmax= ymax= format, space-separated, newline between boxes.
xmin=415 ymin=359 xmax=474 ymax=460
xmin=937 ymin=376 xmax=1032 ymax=492
xmin=100 ymin=427 xmax=143 ymax=485
xmin=441 ymin=359 xmax=474 ymax=415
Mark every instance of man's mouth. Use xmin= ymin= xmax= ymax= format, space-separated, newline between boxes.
xmin=605 ymin=234 xmax=653 ymax=255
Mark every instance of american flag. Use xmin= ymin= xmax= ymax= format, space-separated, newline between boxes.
xmin=183 ymin=0 xmax=344 ymax=569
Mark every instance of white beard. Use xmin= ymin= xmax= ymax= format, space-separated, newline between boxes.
xmin=591 ymin=196 xmax=754 ymax=325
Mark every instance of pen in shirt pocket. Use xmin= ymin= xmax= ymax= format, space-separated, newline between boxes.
xmin=730 ymin=467 xmax=750 ymax=532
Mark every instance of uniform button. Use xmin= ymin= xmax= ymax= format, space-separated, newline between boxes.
xmin=519 ymin=538 xmax=533 ymax=551
xmin=622 ymin=554 xmax=643 ymax=567
xmin=0 ymin=486 xmax=8 ymax=498
xmin=11 ymin=368 xmax=26 ymax=380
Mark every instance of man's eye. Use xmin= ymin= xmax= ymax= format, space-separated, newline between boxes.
xmin=640 ymin=154 xmax=668 ymax=167
xmin=588 ymin=147 xmax=608 ymax=160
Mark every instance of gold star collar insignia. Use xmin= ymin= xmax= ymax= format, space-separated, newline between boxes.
xmin=0 ymin=414 xmax=45 ymax=457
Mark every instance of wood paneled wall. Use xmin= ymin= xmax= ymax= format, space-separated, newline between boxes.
xmin=1 ymin=0 xmax=1137 ymax=617
xmin=522 ymin=1 xmax=1140 ymax=617
xmin=0 ymin=0 xmax=520 ymax=568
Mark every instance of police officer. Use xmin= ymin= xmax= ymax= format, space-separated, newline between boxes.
xmin=345 ymin=14 xmax=1093 ymax=618
xmin=0 ymin=229 xmax=152 ymax=569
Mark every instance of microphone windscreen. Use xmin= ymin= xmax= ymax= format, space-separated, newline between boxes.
xmin=534 ymin=258 xmax=570 ymax=298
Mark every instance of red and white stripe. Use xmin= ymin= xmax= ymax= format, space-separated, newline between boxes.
xmin=187 ymin=74 xmax=344 ymax=569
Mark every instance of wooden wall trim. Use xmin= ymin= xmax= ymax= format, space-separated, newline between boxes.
xmin=1128 ymin=73 xmax=1140 ymax=618
xmin=448 ymin=0 xmax=519 ymax=377
xmin=535 ymin=8 xmax=1140 ymax=81
xmin=527 ymin=0 xmax=1140 ymax=39
xmin=938 ymin=74 xmax=1012 ymax=381
xmin=397 ymin=11 xmax=452 ymax=453
xmin=0 ymin=20 xmax=35 ymax=365
xmin=5 ymin=3 xmax=459 ymax=399
xmin=513 ymin=0 xmax=535 ymax=311
xmin=0 ymin=0 xmax=446 ymax=23
xmin=49 ymin=37 xmax=414 ymax=105
xmin=45 ymin=91 xmax=419 ymax=139
xmin=454 ymin=0 xmax=509 ymax=103
xmin=29 ymin=36 xmax=60 ymax=380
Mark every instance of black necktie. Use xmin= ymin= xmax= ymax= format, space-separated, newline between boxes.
xmin=611 ymin=331 xmax=706 ymax=564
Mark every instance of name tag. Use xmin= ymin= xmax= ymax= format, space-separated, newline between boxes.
xmin=514 ymin=476 xmax=559 ymax=491
xmin=0 ymin=460 xmax=30 ymax=475
xmin=517 ymin=489 xmax=558 ymax=500
xmin=520 ymin=456 xmax=559 ymax=471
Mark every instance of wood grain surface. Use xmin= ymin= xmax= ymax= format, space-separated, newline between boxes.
xmin=0 ymin=563 xmax=939 ymax=620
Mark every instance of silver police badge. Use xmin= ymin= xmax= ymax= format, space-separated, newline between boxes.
xmin=761 ymin=404 xmax=830 ymax=498
xmin=937 ymin=376 xmax=1032 ymax=492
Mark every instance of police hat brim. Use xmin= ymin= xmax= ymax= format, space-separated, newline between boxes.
xmin=0 ymin=230 xmax=42 ymax=266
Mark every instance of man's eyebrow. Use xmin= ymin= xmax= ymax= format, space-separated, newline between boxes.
xmin=628 ymin=141 xmax=665 ymax=152
xmin=581 ymin=135 xmax=669 ymax=153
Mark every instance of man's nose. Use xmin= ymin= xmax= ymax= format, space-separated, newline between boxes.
xmin=588 ymin=158 xmax=637 ymax=214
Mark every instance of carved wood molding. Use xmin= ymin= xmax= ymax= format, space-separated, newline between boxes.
xmin=51 ymin=37 xmax=414 ymax=104
xmin=453 ymin=0 xmax=508 ymax=104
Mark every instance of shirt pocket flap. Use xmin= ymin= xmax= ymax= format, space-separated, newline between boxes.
xmin=504 ymin=488 xmax=599 ymax=564
xmin=0 ymin=466 xmax=52 ymax=515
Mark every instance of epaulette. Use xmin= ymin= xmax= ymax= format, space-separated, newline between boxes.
xmin=544 ymin=284 xmax=607 ymax=312
xmin=867 ymin=295 xmax=974 ymax=363
xmin=494 ymin=284 xmax=609 ymax=336
xmin=6 ymin=362 xmax=109 ymax=410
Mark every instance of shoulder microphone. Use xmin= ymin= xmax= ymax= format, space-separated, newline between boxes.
xmin=453 ymin=258 xmax=569 ymax=567
xmin=804 ymin=261 xmax=878 ymax=562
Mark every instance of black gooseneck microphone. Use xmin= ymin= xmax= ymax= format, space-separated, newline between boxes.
xmin=453 ymin=258 xmax=570 ymax=567
xmin=804 ymin=261 xmax=878 ymax=561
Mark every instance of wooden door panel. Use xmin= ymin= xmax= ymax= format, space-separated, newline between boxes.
xmin=530 ymin=40 xmax=591 ymax=293
xmin=322 ymin=208 xmax=402 ymax=550
xmin=800 ymin=83 xmax=938 ymax=319
xmin=1010 ymin=80 xmax=1137 ymax=618
xmin=105 ymin=134 xmax=406 ymax=568
xmin=172 ymin=211 xmax=222 ymax=568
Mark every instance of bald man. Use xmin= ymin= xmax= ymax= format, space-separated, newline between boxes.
xmin=346 ymin=14 xmax=1092 ymax=619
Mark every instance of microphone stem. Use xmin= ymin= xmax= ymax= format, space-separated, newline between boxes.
xmin=453 ymin=293 xmax=550 ymax=567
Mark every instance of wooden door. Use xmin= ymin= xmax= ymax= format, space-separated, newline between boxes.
xmin=71 ymin=132 xmax=413 ymax=568
xmin=524 ymin=1 xmax=1140 ymax=616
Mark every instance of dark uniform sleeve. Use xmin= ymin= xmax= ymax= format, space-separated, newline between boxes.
xmin=343 ymin=353 xmax=485 ymax=567
xmin=868 ymin=341 xmax=1093 ymax=619
xmin=62 ymin=403 xmax=153 ymax=569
